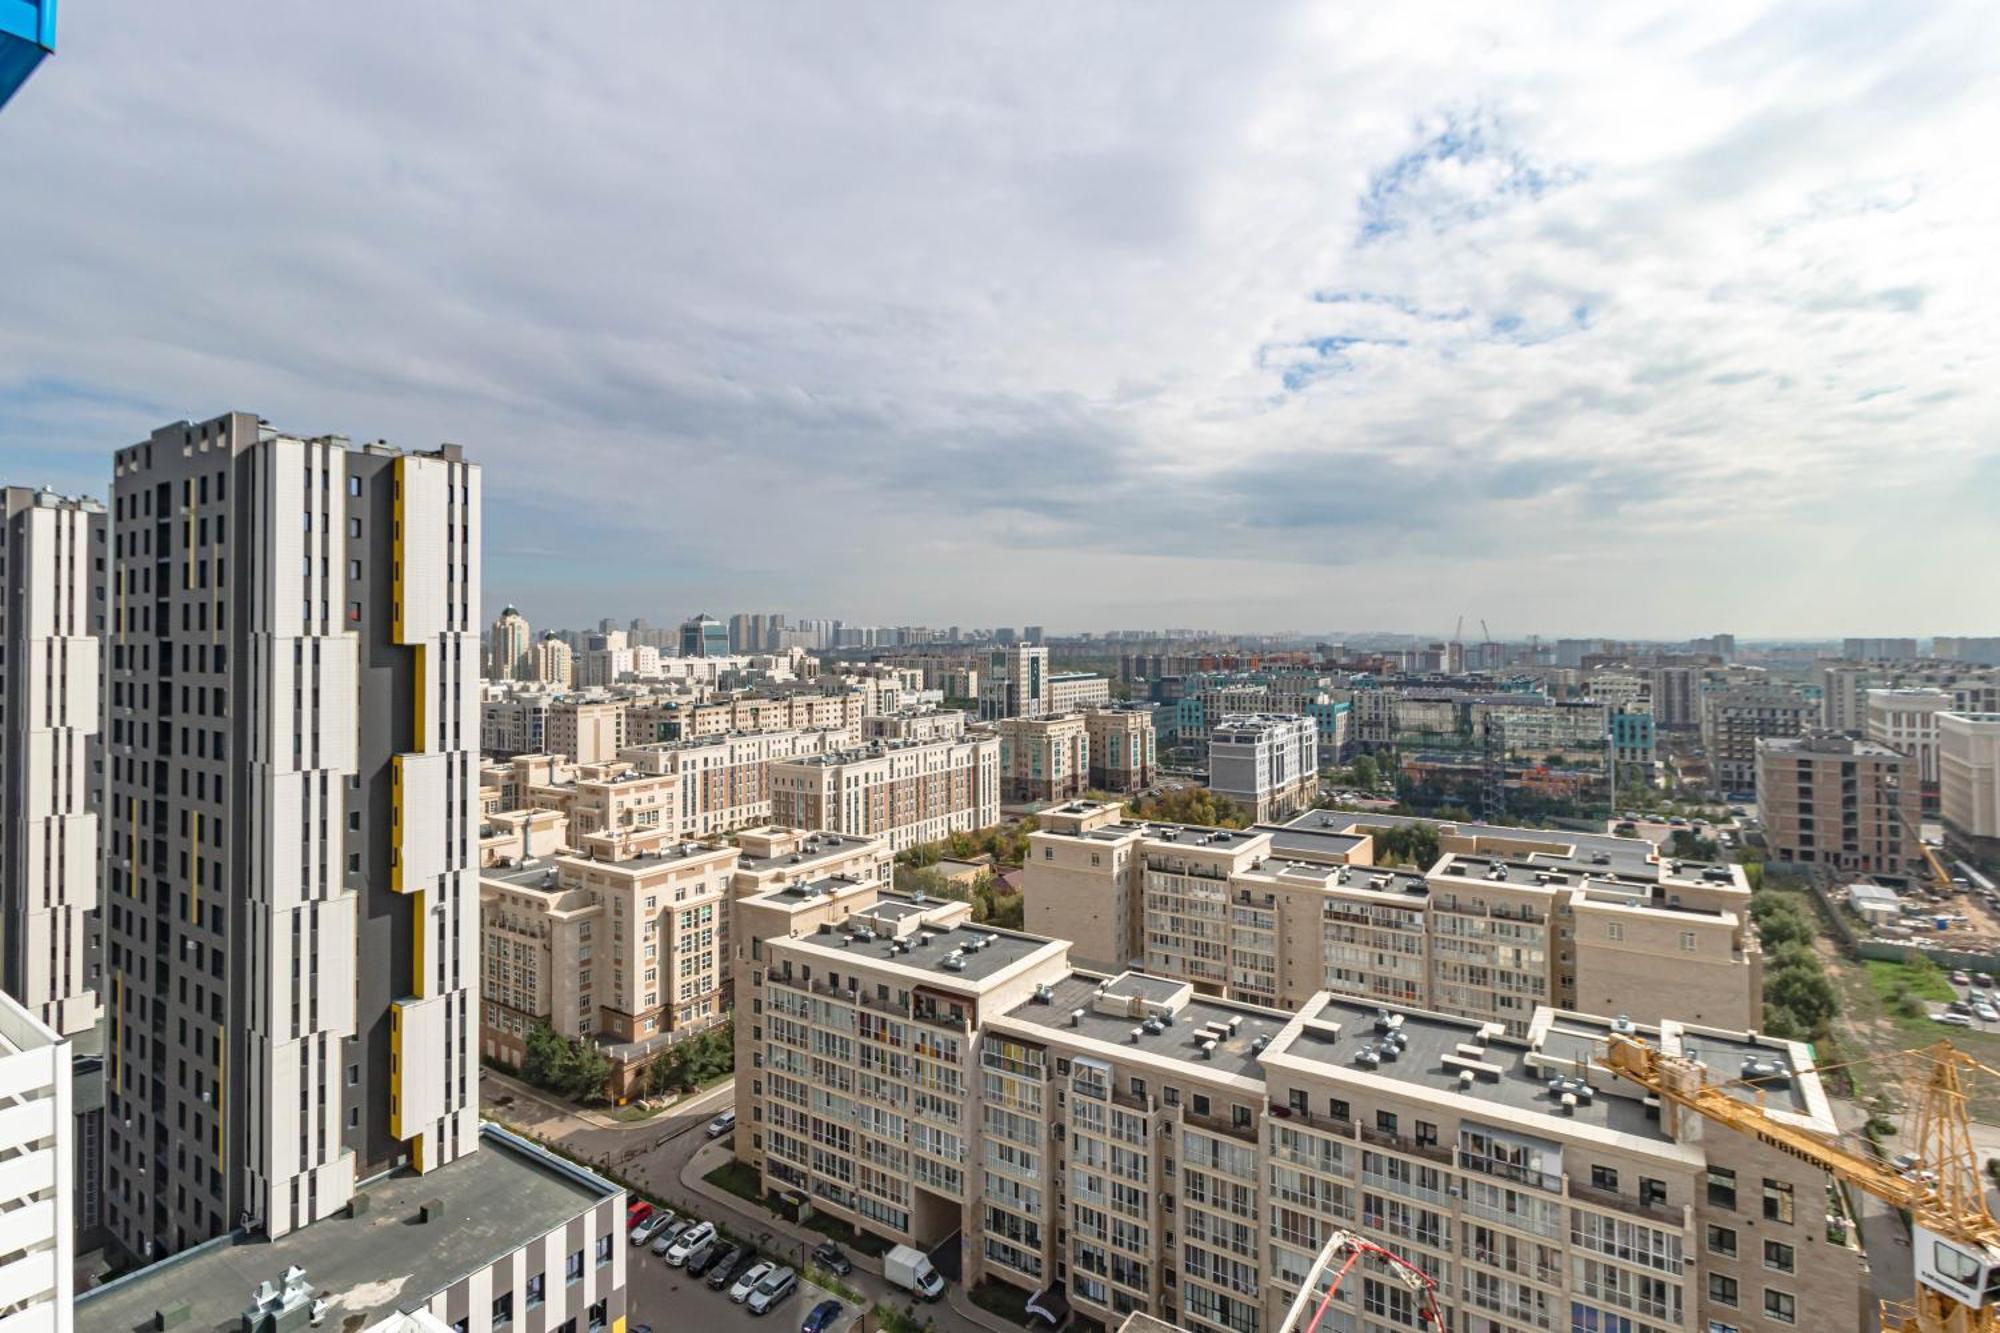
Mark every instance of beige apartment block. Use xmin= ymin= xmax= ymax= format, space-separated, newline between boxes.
xmin=533 ymin=632 xmax=574 ymax=687
xmin=1086 ymin=705 xmax=1158 ymax=793
xmin=480 ymin=826 xmax=737 ymax=1096
xmin=727 ymin=894 xmax=1860 ymax=1333
xmin=768 ymin=733 xmax=1002 ymax=852
xmin=629 ymin=690 xmax=864 ymax=745
xmin=480 ymin=805 xmax=570 ymax=867
xmin=729 ymin=826 xmax=894 ymax=897
xmin=1754 ymin=733 xmax=1917 ymax=875
xmin=1026 ymin=808 xmax=1761 ymax=1038
xmin=998 ymin=713 xmax=1091 ymax=804
xmin=619 ymin=727 xmax=844 ymax=835
xmin=1866 ymin=686 xmax=1949 ymax=809
xmin=1049 ymin=671 xmax=1113 ymax=713
xmin=864 ymin=707 xmax=970 ymax=743
xmin=547 ymin=698 xmax=630 ymax=763
xmin=1938 ymin=711 xmax=2000 ymax=847
xmin=1025 ymin=801 xmax=1148 ymax=971
xmin=488 ymin=604 xmax=531 ymax=680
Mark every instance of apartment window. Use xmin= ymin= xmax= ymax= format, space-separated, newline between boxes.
xmin=1706 ymin=1223 xmax=1737 ymax=1257
xmin=1376 ymin=1110 xmax=1398 ymax=1137
xmin=1763 ymin=1289 xmax=1796 ymax=1324
xmin=566 ymin=1251 xmax=584 ymax=1284
xmin=1680 ymin=930 xmax=1698 ymax=952
xmin=1590 ymin=1165 xmax=1618 ymax=1192
xmin=1607 ymin=922 xmax=1624 ymax=941
xmin=1764 ymin=1240 xmax=1796 ymax=1273
xmin=1330 ymin=1098 xmax=1350 ymax=1122
xmin=1192 ymin=1094 xmax=1211 ymax=1118
xmin=1640 ymin=1177 xmax=1667 ymax=1208
xmin=527 ymin=1275 xmax=545 ymax=1308
xmin=1708 ymin=1274 xmax=1738 ymax=1307
xmin=596 ymin=1234 xmax=612 ymax=1265
xmin=493 ymin=1292 xmax=514 ymax=1326
xmin=1762 ymin=1178 xmax=1794 ymax=1224
xmin=1414 ymin=1120 xmax=1438 ymax=1148
xmin=1044 ymin=848 xmax=1053 ymax=860
xmin=1707 ymin=1166 xmax=1737 ymax=1209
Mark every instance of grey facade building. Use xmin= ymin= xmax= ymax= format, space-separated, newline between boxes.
xmin=103 ymin=413 xmax=481 ymax=1263
xmin=0 ymin=485 xmax=104 ymax=1038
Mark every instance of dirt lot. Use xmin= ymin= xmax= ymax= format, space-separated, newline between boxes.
xmin=1824 ymin=942 xmax=2000 ymax=1123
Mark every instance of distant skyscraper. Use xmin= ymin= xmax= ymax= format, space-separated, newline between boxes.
xmin=0 ymin=486 xmax=104 ymax=1039
xmin=488 ymin=604 xmax=530 ymax=680
xmin=534 ymin=631 xmax=574 ymax=687
xmin=104 ymin=414 xmax=481 ymax=1260
xmin=1023 ymin=625 xmax=1045 ymax=646
xmin=680 ymin=612 xmax=729 ymax=658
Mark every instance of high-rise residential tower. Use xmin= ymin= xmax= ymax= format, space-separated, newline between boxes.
xmin=680 ymin=611 xmax=729 ymax=657
xmin=487 ymin=603 xmax=530 ymax=680
xmin=0 ymin=486 xmax=104 ymax=1039
xmin=103 ymin=413 xmax=481 ymax=1262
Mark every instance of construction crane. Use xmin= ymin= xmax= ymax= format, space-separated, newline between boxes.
xmin=1276 ymin=1229 xmax=1444 ymax=1332
xmin=1601 ymin=1034 xmax=2000 ymax=1333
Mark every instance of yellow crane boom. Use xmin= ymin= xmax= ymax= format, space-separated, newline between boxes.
xmin=1602 ymin=1034 xmax=2000 ymax=1333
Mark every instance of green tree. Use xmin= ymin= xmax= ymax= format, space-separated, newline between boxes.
xmin=646 ymin=1018 xmax=735 ymax=1095
xmin=1125 ymin=787 xmax=1251 ymax=830
xmin=1374 ymin=821 xmax=1442 ymax=870
xmin=521 ymin=1021 xmax=614 ymax=1103
xmin=894 ymin=863 xmax=954 ymax=899
xmin=1350 ymin=755 xmax=1380 ymax=792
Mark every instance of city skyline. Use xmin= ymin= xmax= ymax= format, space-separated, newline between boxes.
xmin=2 ymin=3 xmax=1994 ymax=634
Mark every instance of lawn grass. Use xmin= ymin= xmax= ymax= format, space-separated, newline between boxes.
xmin=705 ymin=1159 xmax=768 ymax=1206
xmin=970 ymin=1280 xmax=1036 ymax=1324
xmin=1864 ymin=958 xmax=1956 ymax=1004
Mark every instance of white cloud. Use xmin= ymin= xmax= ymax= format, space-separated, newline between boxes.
xmin=0 ymin=0 xmax=1993 ymax=636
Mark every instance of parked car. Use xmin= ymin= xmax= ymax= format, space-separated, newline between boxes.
xmin=666 ymin=1221 xmax=717 ymax=1266
xmin=1952 ymin=970 xmax=1972 ymax=985
xmin=810 ymin=1242 xmax=853 ymax=1277
xmin=631 ymin=1210 xmax=674 ymax=1245
xmin=802 ymin=1299 xmax=844 ymax=1333
xmin=1974 ymin=1003 xmax=1997 ymax=1023
xmin=1936 ymin=1012 xmax=1975 ymax=1028
xmin=748 ymin=1267 xmax=798 ymax=1316
xmin=650 ymin=1218 xmax=691 ymax=1256
xmin=707 ymin=1109 xmax=738 ymax=1139
xmin=708 ymin=1245 xmax=750 ymax=1290
xmin=1948 ymin=1001 xmax=1973 ymax=1017
xmin=731 ymin=1261 xmax=776 ymax=1303
xmin=1978 ymin=974 xmax=1996 ymax=988
xmin=685 ymin=1238 xmax=723 ymax=1276
xmin=627 ymin=1200 xmax=655 ymax=1229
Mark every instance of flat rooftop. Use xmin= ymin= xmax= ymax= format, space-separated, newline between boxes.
xmin=79 ymin=1127 xmax=616 ymax=1333
xmin=482 ymin=857 xmax=562 ymax=890
xmin=790 ymin=921 xmax=1052 ymax=984
xmin=735 ymin=831 xmax=877 ymax=872
xmin=1286 ymin=809 xmax=1665 ymax=877
xmin=1003 ymin=973 xmax=1289 ymax=1081
xmin=1277 ymin=998 xmax=1671 ymax=1141
xmin=763 ymin=874 xmax=872 ymax=904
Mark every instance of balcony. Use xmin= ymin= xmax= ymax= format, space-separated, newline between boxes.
xmin=1565 ymin=1177 xmax=1686 ymax=1228
xmin=1459 ymin=1152 xmax=1562 ymax=1194
xmin=1357 ymin=1123 xmax=1452 ymax=1167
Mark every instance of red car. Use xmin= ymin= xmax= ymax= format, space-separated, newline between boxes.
xmin=627 ymin=1200 xmax=655 ymax=1228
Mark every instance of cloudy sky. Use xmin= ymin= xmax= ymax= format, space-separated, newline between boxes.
xmin=2 ymin=3 xmax=1994 ymax=638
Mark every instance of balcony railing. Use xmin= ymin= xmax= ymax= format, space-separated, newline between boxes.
xmin=1565 ymin=1177 xmax=1687 ymax=1228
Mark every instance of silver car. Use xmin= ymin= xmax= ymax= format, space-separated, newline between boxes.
xmin=747 ymin=1266 xmax=797 ymax=1316
xmin=731 ymin=1261 xmax=775 ymax=1303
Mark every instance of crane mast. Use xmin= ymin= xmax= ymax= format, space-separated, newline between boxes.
xmin=1601 ymin=1034 xmax=2000 ymax=1333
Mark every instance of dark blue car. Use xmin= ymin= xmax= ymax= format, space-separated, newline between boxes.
xmin=801 ymin=1299 xmax=843 ymax=1333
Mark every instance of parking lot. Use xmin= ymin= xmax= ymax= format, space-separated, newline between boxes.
xmin=1927 ymin=968 xmax=2000 ymax=1028
xmin=624 ymin=1214 xmax=859 ymax=1333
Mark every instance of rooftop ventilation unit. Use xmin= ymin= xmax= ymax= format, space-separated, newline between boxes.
xmin=1355 ymin=1047 xmax=1381 ymax=1068
xmin=940 ymin=955 xmax=966 ymax=972
xmin=1458 ymin=1070 xmax=1476 ymax=1091
xmin=1142 ymin=1018 xmax=1165 ymax=1036
xmin=1611 ymin=1014 xmax=1635 ymax=1035
xmin=1070 ymin=1008 xmax=1085 ymax=1027
xmin=1129 ymin=1027 xmax=1144 ymax=1043
xmin=1199 ymin=1039 xmax=1216 ymax=1059
xmin=1033 ymin=984 xmax=1055 ymax=1004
